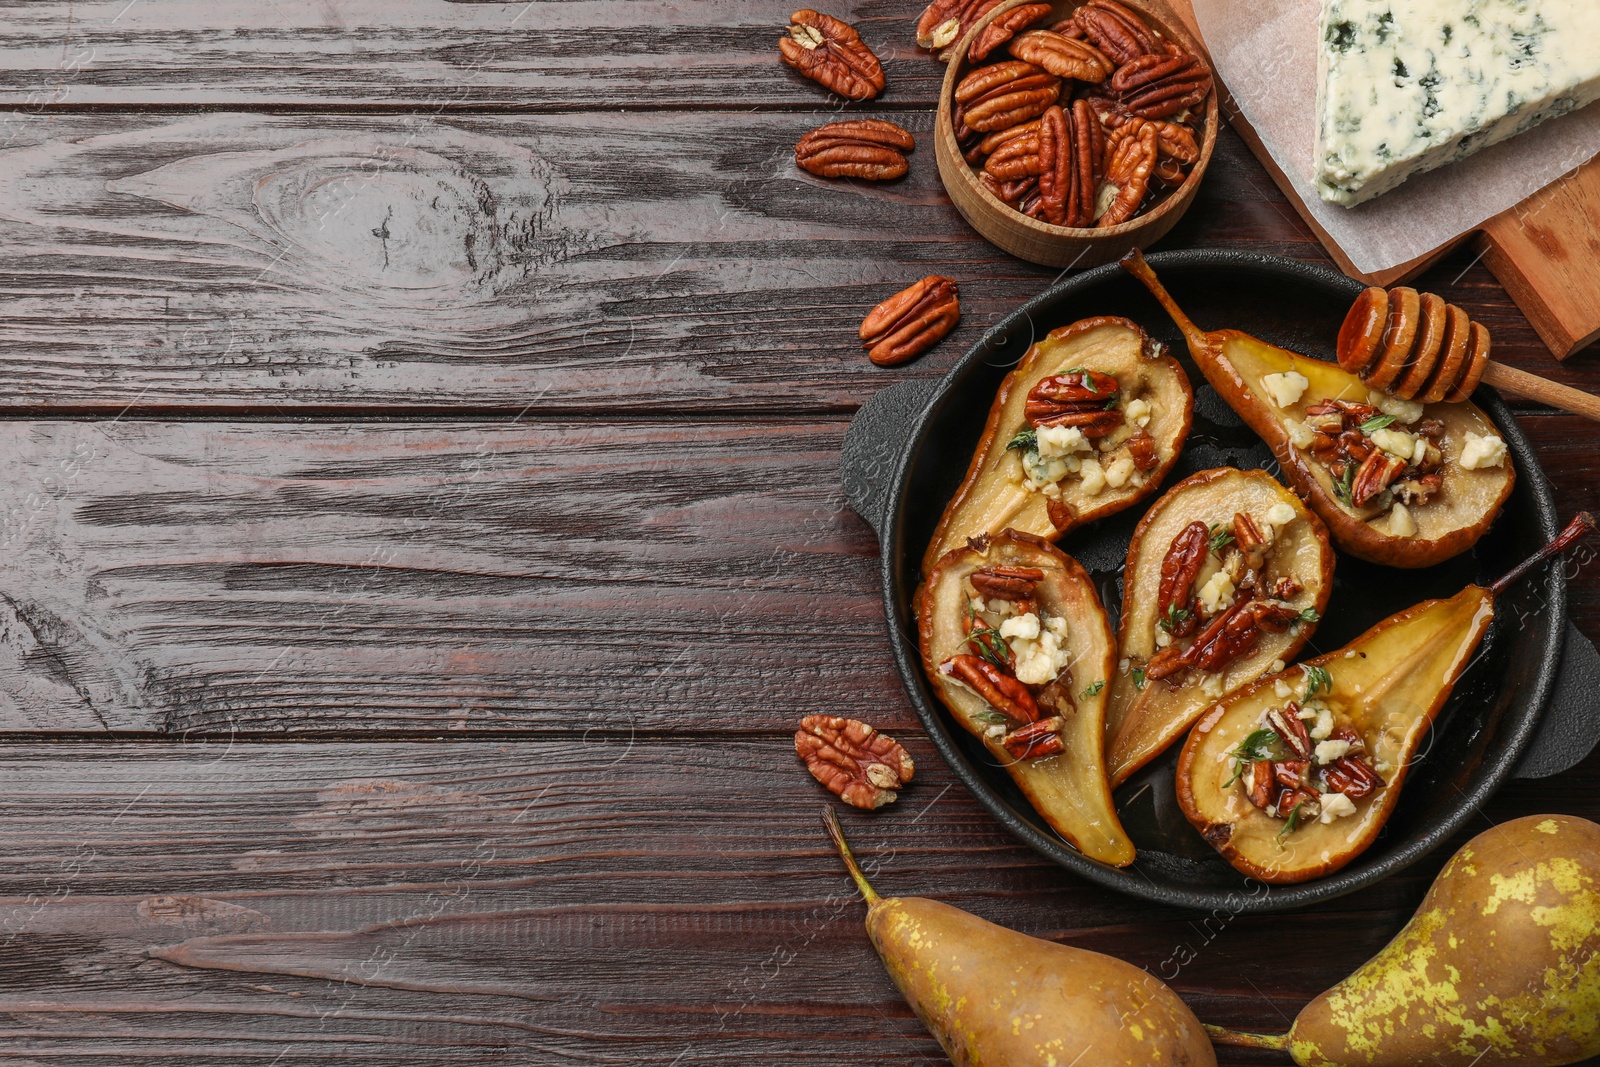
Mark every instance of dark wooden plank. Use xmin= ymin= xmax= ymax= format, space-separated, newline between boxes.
xmin=0 ymin=412 xmax=1593 ymax=738
xmin=0 ymin=112 xmax=1588 ymax=415
xmin=0 ymin=1 xmax=945 ymax=110
xmin=0 ymin=738 xmax=1588 ymax=1065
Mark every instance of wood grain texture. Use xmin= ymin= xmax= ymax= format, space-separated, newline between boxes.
xmin=0 ymin=111 xmax=1594 ymax=415
xmin=0 ymin=0 xmax=945 ymax=110
xmin=0 ymin=738 xmax=1584 ymax=1065
xmin=0 ymin=412 xmax=1594 ymax=738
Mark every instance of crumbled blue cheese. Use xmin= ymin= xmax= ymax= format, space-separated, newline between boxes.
xmin=1319 ymin=792 xmax=1359 ymax=823
xmin=1198 ymin=570 xmax=1236 ymax=614
xmin=1370 ymin=426 xmax=1417 ymax=460
xmin=1309 ymin=705 xmax=1335 ymax=741
xmin=1316 ymin=0 xmax=1600 ymax=205
xmin=1037 ymin=424 xmax=1093 ymax=459
xmin=1368 ymin=389 xmax=1424 ymax=424
xmin=1264 ymin=502 xmax=1298 ymax=528
xmin=1314 ymin=738 xmax=1351 ymax=765
xmin=1078 ymin=457 xmax=1107 ymax=496
xmin=1285 ymin=418 xmax=1318 ymax=450
xmin=1389 ymin=501 xmax=1417 ymax=538
xmin=1103 ymin=455 xmax=1137 ymax=489
xmin=1262 ymin=371 xmax=1310 ymax=409
xmin=1125 ymin=398 xmax=1152 ymax=427
xmin=1003 ymin=612 xmax=1073 ymax=685
xmin=1460 ymin=431 xmax=1507 ymax=469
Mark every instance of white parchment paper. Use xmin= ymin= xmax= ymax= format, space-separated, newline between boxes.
xmin=1190 ymin=0 xmax=1600 ymax=274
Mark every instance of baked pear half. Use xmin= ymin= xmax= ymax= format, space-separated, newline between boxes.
xmin=920 ymin=529 xmax=1134 ymax=867
xmin=921 ymin=316 xmax=1193 ymax=576
xmin=1105 ymin=468 xmax=1333 ymax=788
xmin=1177 ymin=513 xmax=1593 ymax=883
xmin=1123 ymin=253 xmax=1513 ymax=569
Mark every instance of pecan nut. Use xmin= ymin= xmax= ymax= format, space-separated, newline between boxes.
xmin=980 ymin=171 xmax=1037 ymax=208
xmin=1126 ymin=430 xmax=1160 ymax=471
xmin=780 ymin=9 xmax=886 ymax=101
xmin=1025 ymin=370 xmax=1119 ymax=418
xmin=1351 ymin=451 xmax=1408 ymax=507
xmin=1244 ymin=760 xmax=1277 ymax=810
xmin=1266 ymin=704 xmax=1313 ymax=760
xmin=795 ymin=119 xmax=914 ymax=180
xmin=954 ymin=60 xmax=1061 ymax=133
xmin=916 ymin=0 xmax=1002 ymax=52
xmin=1007 ymin=29 xmax=1114 ymax=83
xmin=1001 ymin=716 xmax=1065 ymax=759
xmin=796 ymin=715 xmax=914 ymax=810
xmin=1069 ymin=0 xmax=1164 ymax=65
xmin=969 ymin=565 xmax=1044 ymax=600
xmin=1157 ymin=520 xmax=1209 ymax=637
xmin=1232 ymin=511 xmax=1267 ymax=569
xmin=1323 ymin=754 xmax=1382 ymax=799
xmin=1110 ymin=51 xmax=1212 ymax=119
xmin=970 ymin=2 xmax=1053 ymax=61
xmin=1099 ymin=119 xmax=1157 ymax=227
xmin=982 ymin=131 xmax=1042 ymax=181
xmin=859 ymin=276 xmax=960 ymax=367
xmin=944 ymin=654 xmax=1040 ymax=724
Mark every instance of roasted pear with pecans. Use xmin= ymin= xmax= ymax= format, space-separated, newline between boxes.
xmin=1105 ymin=468 xmax=1334 ymax=787
xmin=825 ymin=807 xmax=1217 ymax=1067
xmin=1210 ymin=814 xmax=1600 ymax=1066
xmin=1178 ymin=514 xmax=1593 ymax=884
xmin=920 ymin=529 xmax=1134 ymax=866
xmin=922 ymin=315 xmax=1193 ymax=575
xmin=1123 ymin=252 xmax=1513 ymax=569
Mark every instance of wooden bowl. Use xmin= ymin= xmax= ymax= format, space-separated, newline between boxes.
xmin=934 ymin=0 xmax=1220 ymax=268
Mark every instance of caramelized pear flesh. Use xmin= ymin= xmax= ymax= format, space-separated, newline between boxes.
xmin=1106 ymin=467 xmax=1334 ymax=787
xmin=920 ymin=529 xmax=1133 ymax=866
xmin=1123 ymin=253 xmax=1513 ymax=569
xmin=923 ymin=315 xmax=1193 ymax=576
xmin=825 ymin=808 xmax=1217 ymax=1067
xmin=1177 ymin=585 xmax=1493 ymax=884
xmin=1290 ymin=815 xmax=1600 ymax=1067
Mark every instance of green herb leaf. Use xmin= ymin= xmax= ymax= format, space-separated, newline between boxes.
xmin=971 ymin=709 xmax=1011 ymax=726
xmin=966 ymin=626 xmax=1010 ymax=670
xmin=1132 ymin=667 xmax=1147 ymax=691
xmin=1278 ymin=800 xmax=1309 ymax=840
xmin=1332 ymin=464 xmax=1356 ymax=506
xmin=1080 ymin=679 xmax=1106 ymax=698
xmin=1104 ymin=395 xmax=1121 ymax=410
xmin=1157 ymin=603 xmax=1192 ymax=634
xmin=1296 ymin=607 xmax=1321 ymax=624
xmin=1208 ymin=522 xmax=1235 ymax=555
xmin=1302 ymin=664 xmax=1332 ymax=699
xmin=1224 ymin=727 xmax=1282 ymax=787
xmin=1360 ymin=413 xmax=1397 ymax=434
xmin=1006 ymin=427 xmax=1038 ymax=453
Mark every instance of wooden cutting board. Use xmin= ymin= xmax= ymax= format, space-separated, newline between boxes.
xmin=1163 ymin=0 xmax=1600 ymax=359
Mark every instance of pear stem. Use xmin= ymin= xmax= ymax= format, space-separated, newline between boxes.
xmin=1204 ymin=1024 xmax=1290 ymax=1051
xmin=1120 ymin=249 xmax=1206 ymax=347
xmin=822 ymin=805 xmax=881 ymax=906
xmin=1488 ymin=512 xmax=1595 ymax=597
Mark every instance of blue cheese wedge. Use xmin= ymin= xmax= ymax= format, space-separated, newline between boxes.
xmin=1316 ymin=0 xmax=1600 ymax=206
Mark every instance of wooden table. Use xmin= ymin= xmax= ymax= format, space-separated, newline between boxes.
xmin=0 ymin=3 xmax=1595 ymax=1063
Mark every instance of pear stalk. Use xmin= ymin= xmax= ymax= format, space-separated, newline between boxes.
xmin=822 ymin=806 xmax=881 ymax=906
xmin=1489 ymin=511 xmax=1595 ymax=596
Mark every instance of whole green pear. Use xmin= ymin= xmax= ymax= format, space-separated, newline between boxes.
xmin=1289 ymin=814 xmax=1600 ymax=1066
xmin=825 ymin=808 xmax=1216 ymax=1067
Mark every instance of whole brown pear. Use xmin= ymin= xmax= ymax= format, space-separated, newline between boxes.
xmin=1287 ymin=814 xmax=1600 ymax=1066
xmin=825 ymin=808 xmax=1216 ymax=1067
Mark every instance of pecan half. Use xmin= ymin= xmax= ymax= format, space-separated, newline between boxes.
xmin=1110 ymin=51 xmax=1212 ymax=118
xmin=976 ymin=118 xmax=1042 ymax=157
xmin=1351 ymin=451 xmax=1408 ymax=507
xmin=795 ymin=119 xmax=914 ymax=180
xmin=1002 ymin=716 xmax=1065 ymax=759
xmin=1033 ymin=102 xmax=1101 ymax=227
xmin=916 ymin=0 xmax=1001 ymax=51
xmin=970 ymin=2 xmax=1052 ymax=62
xmin=1046 ymin=497 xmax=1074 ymax=531
xmin=1244 ymin=760 xmax=1276 ymax=810
xmin=1233 ymin=511 xmax=1267 ymax=569
xmin=1150 ymin=600 xmax=1300 ymax=680
xmin=859 ymin=276 xmax=960 ymax=367
xmin=970 ymin=565 xmax=1044 ymax=600
xmin=981 ymin=171 xmax=1037 ymax=208
xmin=1099 ymin=119 xmax=1157 ymax=227
xmin=1266 ymin=704 xmax=1313 ymax=759
xmin=796 ymin=715 xmax=914 ymax=810
xmin=1070 ymin=0 xmax=1163 ymax=65
xmin=1025 ymin=369 xmax=1119 ymax=423
xmin=1276 ymin=787 xmax=1322 ymax=819
xmin=1157 ymin=521 xmax=1209 ymax=637
xmin=1126 ymin=430 xmax=1160 ymax=471
xmin=944 ymin=654 xmax=1040 ymax=724
xmin=1323 ymin=754 xmax=1382 ymax=799
xmin=1007 ymin=29 xmax=1114 ymax=82
xmin=982 ymin=131 xmax=1042 ymax=181
xmin=780 ymin=10 xmax=886 ymax=101
xmin=954 ymin=61 xmax=1061 ymax=133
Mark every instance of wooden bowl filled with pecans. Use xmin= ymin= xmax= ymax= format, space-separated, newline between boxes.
xmin=933 ymin=0 xmax=1219 ymax=268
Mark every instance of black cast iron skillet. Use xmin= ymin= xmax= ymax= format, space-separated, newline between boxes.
xmin=842 ymin=249 xmax=1600 ymax=913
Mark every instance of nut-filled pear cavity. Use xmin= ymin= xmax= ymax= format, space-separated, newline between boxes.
xmin=824 ymin=807 xmax=1217 ymax=1067
xmin=919 ymin=529 xmax=1133 ymax=865
xmin=1122 ymin=252 xmax=1513 ymax=569
xmin=922 ymin=315 xmax=1193 ymax=576
xmin=1106 ymin=467 xmax=1333 ymax=787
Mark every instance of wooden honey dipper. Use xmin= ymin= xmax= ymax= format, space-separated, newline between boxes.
xmin=1337 ymin=287 xmax=1600 ymax=422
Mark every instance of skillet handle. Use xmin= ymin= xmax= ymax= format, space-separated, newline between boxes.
xmin=841 ymin=378 xmax=940 ymax=539
xmin=1514 ymin=622 xmax=1600 ymax=779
